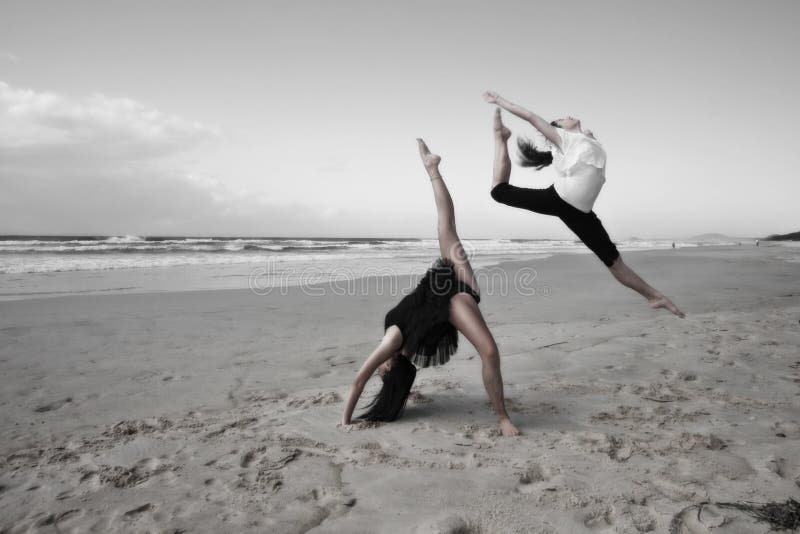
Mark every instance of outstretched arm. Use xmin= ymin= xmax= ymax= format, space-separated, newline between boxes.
xmin=483 ymin=91 xmax=562 ymax=149
xmin=341 ymin=327 xmax=403 ymax=425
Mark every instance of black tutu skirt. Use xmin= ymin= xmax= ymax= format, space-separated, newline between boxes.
xmin=384 ymin=258 xmax=480 ymax=368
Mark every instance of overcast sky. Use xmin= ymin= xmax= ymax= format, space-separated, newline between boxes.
xmin=1 ymin=0 xmax=798 ymax=239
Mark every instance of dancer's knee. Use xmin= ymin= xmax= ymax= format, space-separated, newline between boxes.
xmin=479 ymin=345 xmax=500 ymax=364
xmin=491 ymin=183 xmax=513 ymax=203
xmin=603 ymin=252 xmax=621 ymax=268
xmin=607 ymin=254 xmax=624 ymax=271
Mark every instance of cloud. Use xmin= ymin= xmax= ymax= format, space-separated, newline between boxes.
xmin=0 ymin=80 xmax=234 ymax=234
xmin=0 ymin=81 xmax=218 ymax=157
xmin=0 ymin=51 xmax=19 ymax=63
xmin=0 ymin=80 xmax=406 ymax=236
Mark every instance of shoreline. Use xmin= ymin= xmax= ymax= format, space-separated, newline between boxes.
xmin=1 ymin=242 xmax=794 ymax=302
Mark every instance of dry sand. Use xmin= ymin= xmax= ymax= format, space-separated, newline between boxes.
xmin=1 ymin=246 xmax=798 ymax=533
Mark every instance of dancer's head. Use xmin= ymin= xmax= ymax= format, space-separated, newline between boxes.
xmin=552 ymin=116 xmax=581 ymax=131
xmin=358 ymin=354 xmax=417 ymax=422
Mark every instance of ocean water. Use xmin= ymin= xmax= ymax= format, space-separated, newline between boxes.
xmin=0 ymin=235 xmax=750 ymax=300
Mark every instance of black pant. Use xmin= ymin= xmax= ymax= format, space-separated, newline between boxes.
xmin=490 ymin=183 xmax=620 ymax=267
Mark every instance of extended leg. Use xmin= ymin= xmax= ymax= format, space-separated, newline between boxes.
xmin=559 ymin=209 xmax=685 ymax=318
xmin=448 ymin=293 xmax=519 ymax=437
xmin=417 ymin=138 xmax=479 ymax=293
xmin=608 ymin=258 xmax=685 ymax=317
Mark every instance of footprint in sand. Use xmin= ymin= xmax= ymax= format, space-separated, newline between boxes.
xmin=103 ymin=417 xmax=174 ymax=440
xmin=650 ymin=476 xmax=708 ymax=502
xmin=204 ymin=417 xmax=258 ymax=439
xmin=517 ymin=463 xmax=555 ymax=494
xmin=267 ymin=486 xmax=356 ymax=532
xmin=123 ymin=503 xmax=154 ymax=518
xmin=670 ymin=503 xmax=727 ymax=533
xmin=668 ymin=432 xmax=725 ymax=452
xmin=659 ymin=368 xmax=697 ymax=382
xmin=323 ymin=352 xmax=357 ymax=367
xmin=79 ymin=471 xmax=102 ymax=490
xmin=621 ymin=504 xmax=658 ymax=532
xmin=286 ymin=391 xmax=342 ymax=410
xmin=202 ymin=477 xmax=236 ymax=504
xmin=582 ymin=506 xmax=615 ymax=530
xmin=772 ymin=420 xmax=800 ymax=438
xmin=240 ymin=446 xmax=266 ymax=468
xmin=765 ymin=455 xmax=788 ymax=478
xmin=33 ymin=397 xmax=72 ymax=413
xmin=640 ymin=383 xmax=688 ymax=403
xmin=559 ymin=432 xmax=633 ymax=462
xmin=86 ymin=458 xmax=178 ymax=489
xmin=412 ymin=514 xmax=476 ymax=534
xmin=235 ymin=447 xmax=301 ymax=493
xmin=455 ymin=424 xmax=499 ymax=448
xmin=309 ymin=486 xmax=356 ymax=508
xmin=131 ymin=370 xmax=160 ymax=383
xmin=255 ymin=458 xmax=356 ymax=532
xmin=411 ymin=422 xmax=432 ymax=433
xmin=55 ymin=489 xmax=74 ymax=501
xmin=32 ymin=509 xmax=84 ymax=529
xmin=5 ymin=450 xmax=42 ymax=468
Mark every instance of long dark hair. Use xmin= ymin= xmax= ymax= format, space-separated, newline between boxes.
xmin=517 ymin=120 xmax=560 ymax=170
xmin=358 ymin=355 xmax=417 ymax=422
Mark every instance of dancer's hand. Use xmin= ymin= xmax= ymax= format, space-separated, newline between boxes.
xmin=483 ymin=90 xmax=500 ymax=104
xmin=498 ymin=417 xmax=520 ymax=437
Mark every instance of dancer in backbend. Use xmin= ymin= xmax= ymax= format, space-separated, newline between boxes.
xmin=341 ymin=139 xmax=520 ymax=437
xmin=483 ymin=91 xmax=684 ymax=318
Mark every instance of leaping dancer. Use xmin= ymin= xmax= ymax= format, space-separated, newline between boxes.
xmin=484 ymin=91 xmax=684 ymax=318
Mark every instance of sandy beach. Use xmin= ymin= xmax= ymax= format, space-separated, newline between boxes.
xmin=1 ymin=245 xmax=798 ymax=533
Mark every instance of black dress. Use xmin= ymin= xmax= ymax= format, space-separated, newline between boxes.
xmin=384 ymin=257 xmax=480 ymax=368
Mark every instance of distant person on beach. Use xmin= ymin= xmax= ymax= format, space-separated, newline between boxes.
xmin=341 ymin=139 xmax=520 ymax=437
xmin=483 ymin=91 xmax=684 ymax=318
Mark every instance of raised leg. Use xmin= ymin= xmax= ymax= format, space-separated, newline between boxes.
xmin=416 ymin=138 xmax=479 ymax=293
xmin=448 ymin=293 xmax=519 ymax=437
xmin=489 ymin=111 xmax=562 ymax=216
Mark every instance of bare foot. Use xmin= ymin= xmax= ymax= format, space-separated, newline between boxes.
xmin=493 ymin=109 xmax=511 ymax=141
xmin=416 ymin=138 xmax=441 ymax=173
xmin=648 ymin=295 xmax=685 ymax=318
xmin=499 ymin=417 xmax=520 ymax=437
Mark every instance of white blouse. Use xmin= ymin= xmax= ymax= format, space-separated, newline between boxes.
xmin=548 ymin=128 xmax=607 ymax=213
